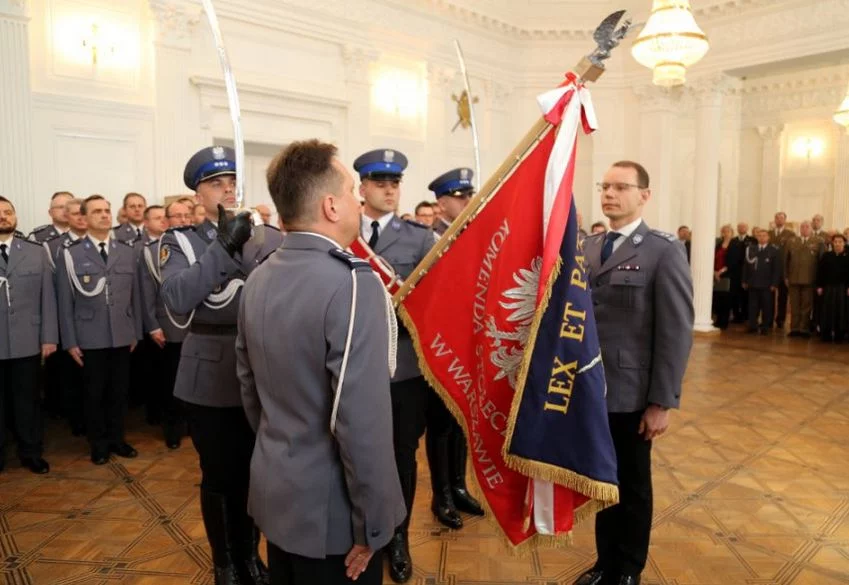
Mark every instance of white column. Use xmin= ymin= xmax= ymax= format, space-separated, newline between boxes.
xmin=589 ymin=87 xmax=626 ymax=225
xmin=342 ymin=45 xmax=377 ymax=165
xmin=690 ymin=82 xmax=724 ymax=332
xmin=757 ymin=124 xmax=784 ymax=227
xmin=150 ymin=0 xmax=200 ymax=201
xmin=0 ymin=0 xmax=36 ymax=230
xmin=636 ymin=85 xmax=681 ymax=232
xmin=426 ymin=63 xmax=456 ymax=180
xmin=832 ymin=129 xmax=849 ymax=231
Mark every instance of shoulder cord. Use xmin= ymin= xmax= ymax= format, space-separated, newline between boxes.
xmin=43 ymin=241 xmax=56 ymax=271
xmin=330 ymin=270 xmax=398 ymax=436
xmin=144 ymin=244 xmax=194 ymax=331
xmin=63 ymin=248 xmax=108 ymax=303
xmin=745 ymin=245 xmax=758 ymax=271
xmin=173 ymin=230 xmax=244 ymax=310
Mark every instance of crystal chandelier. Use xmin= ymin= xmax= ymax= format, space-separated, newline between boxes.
xmin=631 ymin=0 xmax=710 ymax=87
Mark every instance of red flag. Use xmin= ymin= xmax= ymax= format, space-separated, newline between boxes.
xmin=398 ymin=76 xmax=617 ymax=548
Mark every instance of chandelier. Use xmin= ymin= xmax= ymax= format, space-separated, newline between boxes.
xmin=834 ymin=82 xmax=849 ymax=130
xmin=631 ymin=0 xmax=710 ymax=87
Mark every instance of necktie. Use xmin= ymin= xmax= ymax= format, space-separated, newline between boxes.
xmin=136 ymin=228 xmax=142 ymax=240
xmin=99 ymin=242 xmax=108 ymax=263
xmin=601 ymin=232 xmax=621 ymax=264
xmin=759 ymin=246 xmax=764 ymax=252
xmin=0 ymin=244 xmax=7 ymax=264
xmin=367 ymin=220 xmax=380 ymax=249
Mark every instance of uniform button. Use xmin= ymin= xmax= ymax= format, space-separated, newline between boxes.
xmin=370 ymin=529 xmax=380 ymax=538
xmin=624 ymin=277 xmax=630 ymax=283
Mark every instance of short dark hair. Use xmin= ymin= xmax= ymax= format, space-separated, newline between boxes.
xmin=123 ymin=192 xmax=146 ymax=207
xmin=144 ymin=205 xmax=165 ymax=219
xmin=612 ymin=161 xmax=650 ymax=189
xmin=266 ymin=140 xmax=340 ymax=226
xmin=51 ymin=191 xmax=73 ymax=201
xmin=0 ymin=195 xmax=15 ymax=211
xmin=415 ymin=201 xmax=434 ymax=214
xmin=81 ymin=195 xmax=108 ymax=215
xmin=678 ymin=225 xmax=690 ymax=231
xmin=590 ymin=221 xmax=606 ymax=231
xmin=832 ymin=233 xmax=846 ymax=245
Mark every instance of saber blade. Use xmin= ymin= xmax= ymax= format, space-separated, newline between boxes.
xmin=453 ymin=39 xmax=481 ymax=186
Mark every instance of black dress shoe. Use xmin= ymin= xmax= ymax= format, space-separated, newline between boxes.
xmin=612 ymin=575 xmax=640 ymax=585
xmin=431 ymin=497 xmax=463 ymax=529
xmin=109 ymin=443 xmax=138 ymax=458
xmin=573 ymin=568 xmax=608 ymax=585
xmin=452 ymin=487 xmax=485 ymax=516
xmin=21 ymin=457 xmax=50 ymax=474
xmin=386 ymin=531 xmax=412 ymax=583
xmin=165 ymin=438 xmax=181 ymax=450
xmin=91 ymin=450 xmax=109 ymax=465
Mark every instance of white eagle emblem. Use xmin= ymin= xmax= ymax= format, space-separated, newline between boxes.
xmin=212 ymin=146 xmax=226 ymax=160
xmin=383 ymin=150 xmax=395 ymax=163
xmin=485 ymin=257 xmax=541 ymax=389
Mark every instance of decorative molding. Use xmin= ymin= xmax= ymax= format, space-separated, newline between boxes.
xmin=481 ymin=78 xmax=512 ymax=110
xmin=190 ymin=75 xmax=349 ymax=110
xmin=0 ymin=0 xmax=27 ymax=19
xmin=634 ymin=85 xmax=684 ymax=114
xmin=756 ymin=124 xmax=784 ymax=141
xmin=31 ymin=92 xmax=155 ymax=121
xmin=341 ymin=45 xmax=378 ymax=84
xmin=150 ymin=0 xmax=201 ymax=50
xmin=427 ymin=63 xmax=456 ymax=92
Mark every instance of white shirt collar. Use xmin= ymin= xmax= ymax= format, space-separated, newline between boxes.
xmin=88 ymin=233 xmax=111 ymax=250
xmin=298 ymin=231 xmax=344 ymax=249
xmin=52 ymin=224 xmax=68 ymax=234
xmin=0 ymin=234 xmax=13 ymax=256
xmin=68 ymin=232 xmax=83 ymax=241
xmin=360 ymin=211 xmax=395 ymax=239
xmin=611 ymin=217 xmax=643 ymax=239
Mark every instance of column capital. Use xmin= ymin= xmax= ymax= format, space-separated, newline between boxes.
xmin=342 ymin=45 xmax=378 ymax=84
xmin=426 ymin=63 xmax=456 ymax=93
xmin=481 ymin=78 xmax=512 ymax=111
xmin=757 ymin=124 xmax=785 ymax=141
xmin=0 ymin=0 xmax=27 ymax=19
xmin=150 ymin=0 xmax=201 ymax=50
xmin=634 ymin=84 xmax=683 ymax=114
xmin=687 ymin=74 xmax=736 ymax=108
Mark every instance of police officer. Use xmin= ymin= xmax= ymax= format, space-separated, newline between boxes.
xmin=237 ymin=139 xmax=405 ymax=585
xmin=160 ymin=146 xmax=282 ymax=585
xmin=44 ymin=198 xmax=88 ymax=436
xmin=139 ymin=204 xmax=187 ymax=448
xmin=744 ymin=228 xmax=782 ymax=334
xmin=0 ymin=196 xmax=57 ymax=474
xmin=424 ymin=169 xmax=484 ymax=529
xmin=56 ymin=195 xmax=143 ymax=465
xmin=354 ymin=148 xmax=433 ymax=583
xmin=576 ymin=161 xmax=694 ymax=585
xmin=28 ymin=191 xmax=74 ymax=243
xmin=114 ymin=193 xmax=148 ymax=244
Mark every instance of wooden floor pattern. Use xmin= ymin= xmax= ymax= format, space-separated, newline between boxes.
xmin=2 ymin=328 xmax=849 ymax=585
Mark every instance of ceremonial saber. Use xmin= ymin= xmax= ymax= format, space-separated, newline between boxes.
xmin=200 ymin=0 xmax=245 ymax=210
xmin=453 ymin=39 xmax=482 ymax=186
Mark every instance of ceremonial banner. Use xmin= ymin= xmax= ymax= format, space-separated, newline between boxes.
xmin=399 ymin=74 xmax=618 ymax=548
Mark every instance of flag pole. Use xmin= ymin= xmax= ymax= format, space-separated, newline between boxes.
xmin=393 ymin=10 xmax=633 ymax=305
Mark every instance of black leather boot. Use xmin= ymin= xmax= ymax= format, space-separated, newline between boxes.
xmin=426 ymin=431 xmax=463 ymax=529
xmin=199 ymin=490 xmax=243 ymax=585
xmin=235 ymin=525 xmax=269 ymax=585
xmin=387 ymin=470 xmax=416 ymax=583
xmin=449 ymin=428 xmax=484 ymax=516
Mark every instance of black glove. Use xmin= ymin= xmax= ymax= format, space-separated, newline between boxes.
xmin=216 ymin=203 xmax=252 ymax=257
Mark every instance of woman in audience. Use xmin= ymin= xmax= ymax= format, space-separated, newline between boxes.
xmin=816 ymin=233 xmax=849 ymax=342
xmin=713 ymin=224 xmax=735 ymax=329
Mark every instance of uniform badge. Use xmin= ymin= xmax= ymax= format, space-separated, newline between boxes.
xmin=383 ymin=150 xmax=395 ymax=163
xmin=159 ymin=245 xmax=170 ymax=267
xmin=212 ymin=146 xmax=226 ymax=160
xmin=83 ymin=275 xmax=91 ymax=284
xmin=460 ymin=168 xmax=470 ymax=180
xmin=207 ymin=229 xmax=216 ymax=240
xmin=632 ymin=234 xmax=643 ymax=245
xmin=392 ymin=219 xmax=401 ymax=231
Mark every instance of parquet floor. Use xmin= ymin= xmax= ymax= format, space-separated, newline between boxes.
xmin=2 ymin=329 xmax=849 ymax=585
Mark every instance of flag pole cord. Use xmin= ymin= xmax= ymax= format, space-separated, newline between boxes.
xmin=393 ymin=117 xmax=552 ymax=304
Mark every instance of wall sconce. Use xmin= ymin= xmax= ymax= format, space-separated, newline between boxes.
xmin=81 ymin=23 xmax=116 ymax=66
xmin=370 ymin=63 xmax=427 ymax=121
xmin=791 ymin=137 xmax=824 ymax=160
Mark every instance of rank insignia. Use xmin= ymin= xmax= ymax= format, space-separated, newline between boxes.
xmin=159 ymin=245 xmax=170 ymax=267
xmin=212 ymin=146 xmax=226 ymax=160
xmin=632 ymin=234 xmax=643 ymax=245
xmin=207 ymin=229 xmax=216 ymax=240
xmin=83 ymin=275 xmax=91 ymax=284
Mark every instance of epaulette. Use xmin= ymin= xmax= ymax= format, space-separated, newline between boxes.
xmin=329 ymin=248 xmax=372 ymax=271
xmin=261 ymin=223 xmax=281 ymax=232
xmin=30 ymin=224 xmax=50 ymax=233
xmin=18 ymin=237 xmax=43 ymax=246
xmin=404 ymin=219 xmax=429 ymax=229
xmin=116 ymin=239 xmax=134 ymax=248
xmin=66 ymin=238 xmax=84 ymax=248
xmin=14 ymin=230 xmax=25 ymax=238
xmin=650 ymin=229 xmax=677 ymax=242
xmin=166 ymin=225 xmax=195 ymax=234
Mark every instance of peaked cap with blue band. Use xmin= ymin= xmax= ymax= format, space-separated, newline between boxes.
xmin=428 ymin=167 xmax=475 ymax=198
xmin=353 ymin=149 xmax=408 ymax=180
xmin=184 ymin=146 xmax=237 ymax=191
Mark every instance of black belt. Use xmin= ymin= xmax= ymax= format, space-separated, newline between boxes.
xmin=189 ymin=324 xmax=238 ymax=336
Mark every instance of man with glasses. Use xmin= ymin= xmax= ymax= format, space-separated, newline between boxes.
xmin=414 ymin=201 xmax=435 ymax=227
xmin=29 ymin=191 xmax=73 ymax=243
xmin=575 ymin=162 xmax=693 ymax=585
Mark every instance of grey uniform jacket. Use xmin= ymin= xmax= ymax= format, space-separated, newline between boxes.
xmin=0 ymin=238 xmax=59 ymax=360
xmin=56 ymin=237 xmax=143 ymax=350
xmin=236 ymin=232 xmax=405 ymax=559
xmin=28 ymin=224 xmax=63 ymax=244
xmin=373 ymin=216 xmax=434 ymax=382
xmin=743 ymin=244 xmax=781 ymax=288
xmin=138 ymin=239 xmax=188 ymax=343
xmin=159 ymin=220 xmax=283 ymax=407
xmin=584 ymin=221 xmax=694 ymax=413
xmin=114 ymin=223 xmax=145 ymax=244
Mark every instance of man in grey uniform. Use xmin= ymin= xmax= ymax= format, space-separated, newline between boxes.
xmin=28 ymin=191 xmax=73 ymax=243
xmin=0 ymin=196 xmax=58 ymax=474
xmin=354 ymin=148 xmax=435 ymax=583
xmin=575 ymin=161 xmax=693 ymax=585
xmin=56 ymin=195 xmax=143 ymax=465
xmin=114 ymin=192 xmax=148 ymax=244
xmin=159 ymin=145 xmax=282 ymax=585
xmin=237 ymin=139 xmax=404 ymax=585
xmin=429 ymin=167 xmax=473 ymax=239
xmin=139 ymin=204 xmax=187 ymax=449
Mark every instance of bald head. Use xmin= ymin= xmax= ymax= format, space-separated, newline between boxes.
xmin=255 ymin=204 xmax=272 ymax=225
